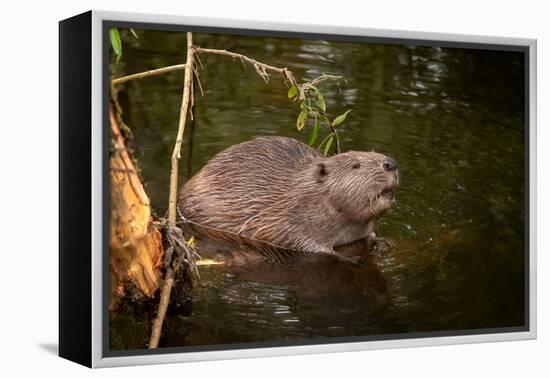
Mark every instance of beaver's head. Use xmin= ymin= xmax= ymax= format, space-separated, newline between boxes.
xmin=315 ymin=150 xmax=400 ymax=221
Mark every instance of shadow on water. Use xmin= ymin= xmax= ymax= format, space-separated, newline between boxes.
xmin=161 ymin=240 xmax=398 ymax=347
xmin=110 ymin=29 xmax=526 ymax=349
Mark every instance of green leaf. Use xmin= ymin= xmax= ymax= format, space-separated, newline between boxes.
xmin=109 ymin=28 xmax=122 ymax=55
xmin=317 ymin=133 xmax=331 ymax=150
xmin=323 ymin=134 xmax=334 ymax=156
xmin=287 ymin=85 xmax=298 ymax=99
xmin=109 ymin=28 xmax=122 ymax=63
xmin=129 ymin=28 xmax=139 ymax=39
xmin=308 ymin=119 xmax=320 ymax=145
xmin=296 ymin=109 xmax=308 ymax=131
xmin=332 ymin=109 xmax=352 ymax=127
xmin=316 ymin=92 xmax=326 ymax=113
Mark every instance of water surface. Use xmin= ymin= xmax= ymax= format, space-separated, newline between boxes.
xmin=109 ymin=29 xmax=526 ymax=349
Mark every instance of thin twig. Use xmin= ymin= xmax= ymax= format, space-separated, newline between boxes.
xmin=308 ymin=74 xmax=346 ymax=87
xmin=111 ymin=64 xmax=186 ymax=86
xmin=168 ymin=34 xmax=195 ymax=223
xmin=189 ymin=76 xmax=195 ymax=121
xmin=195 ymin=53 xmax=204 ymax=70
xmin=167 ymin=225 xmax=200 ymax=278
xmin=301 ymin=74 xmax=346 ymax=93
xmin=193 ymin=67 xmax=204 ymax=97
xmin=147 ymin=257 xmax=174 ymax=347
xmin=193 ymin=46 xmax=298 ymax=89
xmin=148 ymin=32 xmax=195 ymax=350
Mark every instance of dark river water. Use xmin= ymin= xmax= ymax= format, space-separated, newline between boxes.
xmin=109 ymin=29 xmax=526 ymax=350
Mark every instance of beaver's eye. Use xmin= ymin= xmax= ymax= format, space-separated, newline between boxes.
xmin=352 ymin=162 xmax=360 ymax=169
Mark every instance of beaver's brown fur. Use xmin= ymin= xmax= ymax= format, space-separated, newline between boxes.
xmin=178 ymin=136 xmax=399 ymax=264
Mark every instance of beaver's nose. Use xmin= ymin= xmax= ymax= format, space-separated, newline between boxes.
xmin=383 ymin=157 xmax=398 ymax=172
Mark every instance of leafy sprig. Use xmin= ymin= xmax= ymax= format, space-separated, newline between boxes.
xmin=288 ymin=81 xmax=351 ymax=156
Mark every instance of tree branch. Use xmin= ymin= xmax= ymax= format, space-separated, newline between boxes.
xmin=147 ymin=259 xmax=174 ymax=347
xmin=111 ymin=64 xmax=186 ymax=86
xmin=301 ymin=74 xmax=346 ymax=92
xmin=148 ymin=32 xmax=195 ymax=350
xmin=168 ymin=36 xmax=195 ymax=225
xmin=193 ymin=46 xmax=298 ymax=88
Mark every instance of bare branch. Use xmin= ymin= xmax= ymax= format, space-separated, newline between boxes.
xmin=193 ymin=46 xmax=298 ymax=89
xmin=149 ymin=32 xmax=195 ymax=350
xmin=193 ymin=67 xmax=205 ymax=97
xmin=195 ymin=53 xmax=204 ymax=70
xmin=147 ymin=256 xmax=174 ymax=348
xmin=300 ymin=74 xmax=346 ymax=93
xmin=168 ymin=34 xmax=195 ymax=224
xmin=111 ymin=64 xmax=186 ymax=86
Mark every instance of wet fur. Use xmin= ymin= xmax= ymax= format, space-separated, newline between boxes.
xmin=178 ymin=136 xmax=399 ymax=263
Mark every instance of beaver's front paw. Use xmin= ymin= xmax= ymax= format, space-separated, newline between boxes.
xmin=367 ymin=232 xmax=396 ymax=253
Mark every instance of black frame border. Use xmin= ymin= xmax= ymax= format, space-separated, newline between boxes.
xmin=59 ymin=11 xmax=93 ymax=367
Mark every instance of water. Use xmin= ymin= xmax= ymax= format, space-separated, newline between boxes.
xmin=109 ymin=29 xmax=526 ymax=350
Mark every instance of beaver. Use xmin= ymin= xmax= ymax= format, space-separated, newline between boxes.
xmin=178 ymin=136 xmax=399 ymax=264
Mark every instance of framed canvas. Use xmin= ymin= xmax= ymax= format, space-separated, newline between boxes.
xmin=59 ymin=10 xmax=537 ymax=368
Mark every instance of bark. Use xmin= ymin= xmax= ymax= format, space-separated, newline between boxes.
xmin=111 ymin=64 xmax=186 ymax=86
xmin=109 ymin=106 xmax=164 ymax=310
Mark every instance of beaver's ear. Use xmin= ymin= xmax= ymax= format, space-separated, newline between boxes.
xmin=315 ymin=163 xmax=328 ymax=183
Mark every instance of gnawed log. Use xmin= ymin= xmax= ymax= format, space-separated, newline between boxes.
xmin=109 ymin=106 xmax=164 ymax=310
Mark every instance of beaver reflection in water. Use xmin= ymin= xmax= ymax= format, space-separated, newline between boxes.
xmin=178 ymin=136 xmax=399 ymax=264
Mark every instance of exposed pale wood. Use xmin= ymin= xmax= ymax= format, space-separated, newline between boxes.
xmin=109 ymin=107 xmax=164 ymax=310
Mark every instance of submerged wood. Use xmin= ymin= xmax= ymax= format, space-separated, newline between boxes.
xmin=109 ymin=106 xmax=164 ymax=310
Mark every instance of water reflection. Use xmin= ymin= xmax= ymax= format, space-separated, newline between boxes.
xmin=111 ymin=29 xmax=525 ymax=349
xmin=162 ymin=240 xmax=394 ymax=347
